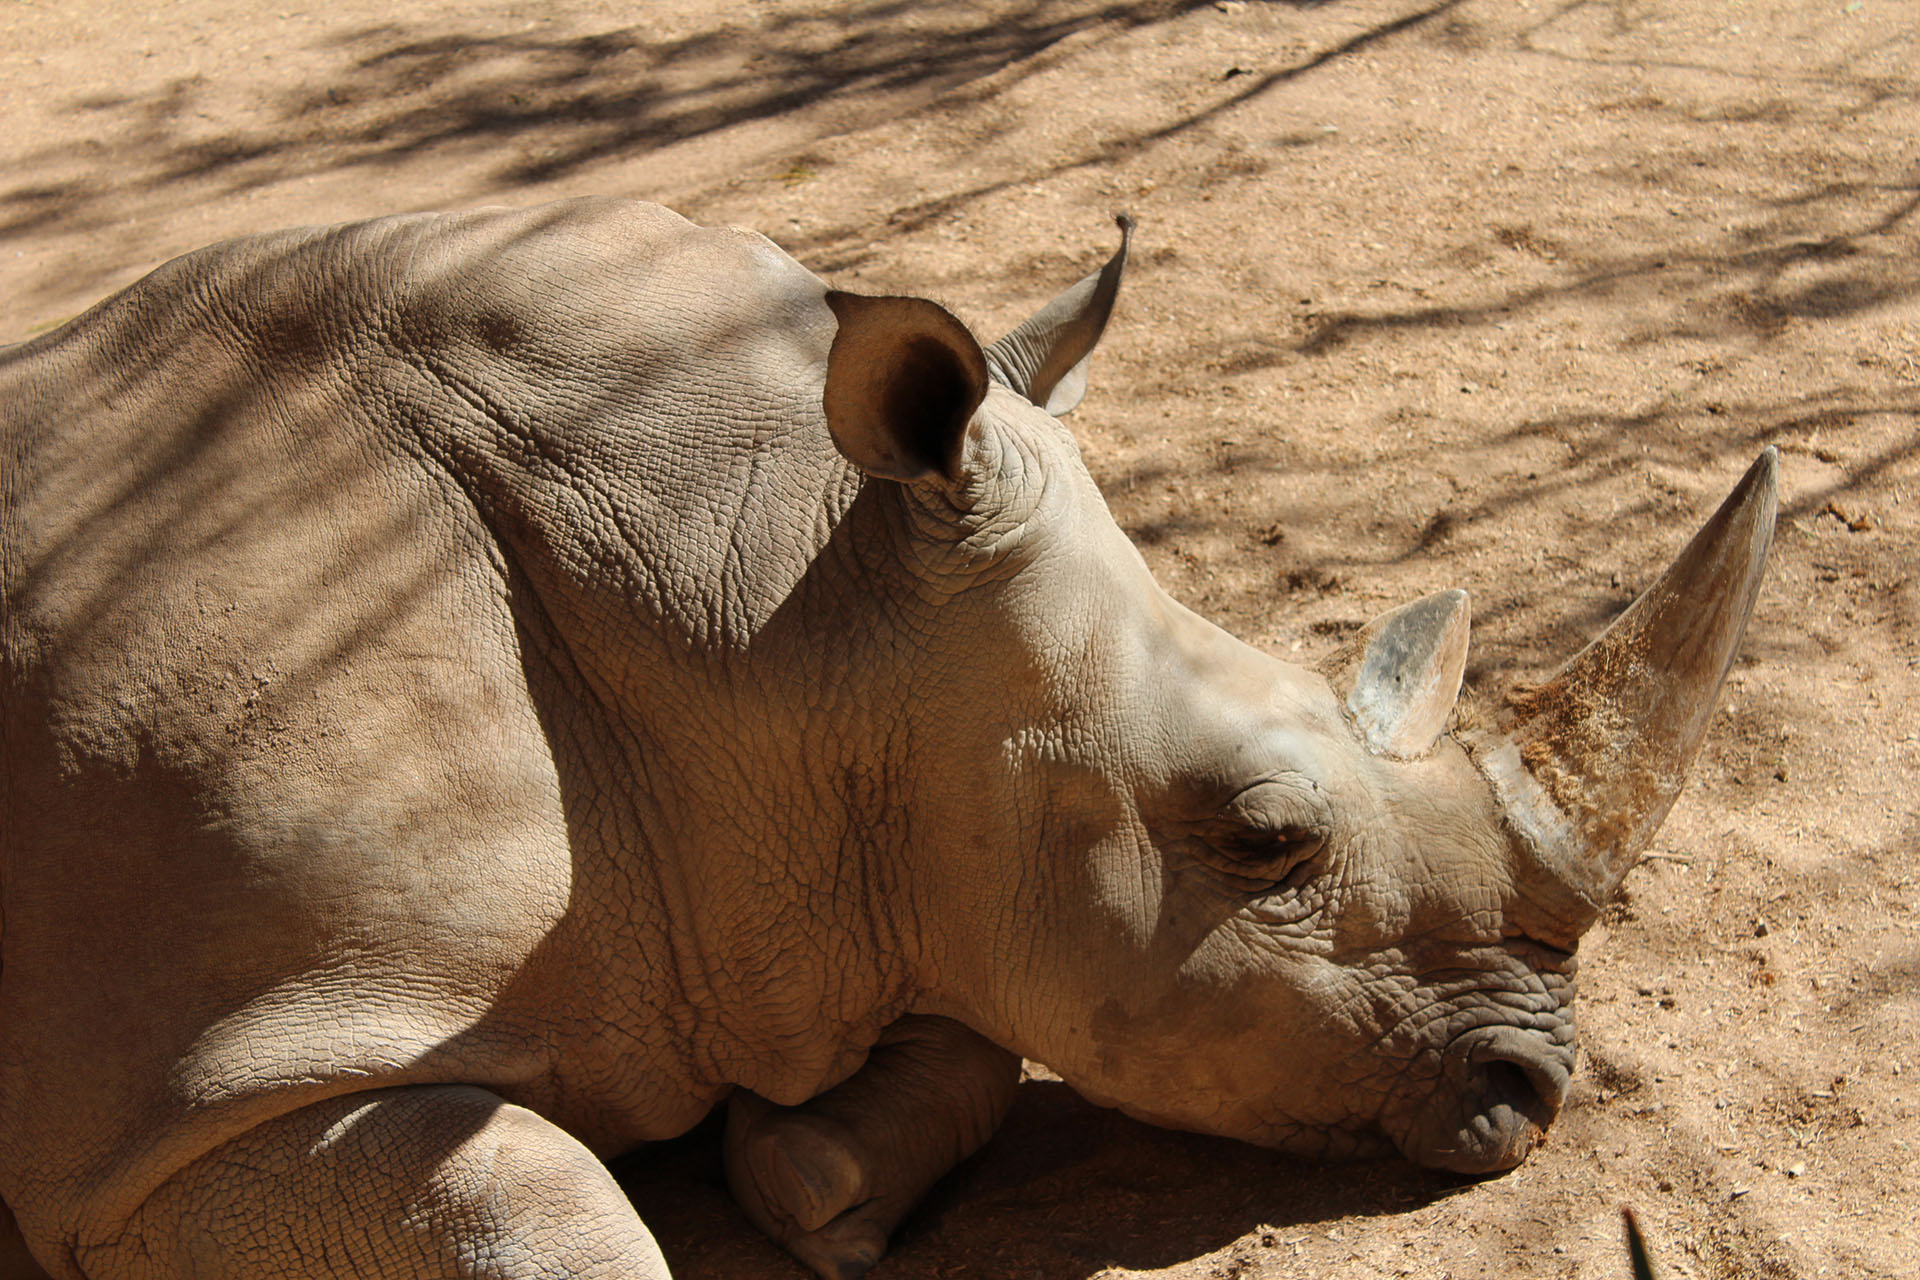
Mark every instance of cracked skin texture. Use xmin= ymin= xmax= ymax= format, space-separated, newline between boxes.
xmin=0 ymin=197 xmax=1743 ymax=1279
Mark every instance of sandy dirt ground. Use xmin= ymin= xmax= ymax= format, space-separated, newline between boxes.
xmin=3 ymin=0 xmax=1917 ymax=1276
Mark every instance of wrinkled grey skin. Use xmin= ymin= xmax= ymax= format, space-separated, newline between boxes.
xmin=0 ymin=198 xmax=1770 ymax=1280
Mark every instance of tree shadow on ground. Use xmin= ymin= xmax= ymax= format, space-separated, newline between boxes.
xmin=2 ymin=0 xmax=1348 ymax=245
xmin=1088 ymin=375 xmax=1915 ymax=683
xmin=3 ymin=0 xmax=1432 ymax=319
xmin=614 ymin=1078 xmax=1470 ymax=1279
xmin=1067 ymin=71 xmax=1917 ymax=675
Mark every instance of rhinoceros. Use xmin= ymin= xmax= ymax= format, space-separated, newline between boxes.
xmin=0 ymin=197 xmax=1773 ymax=1280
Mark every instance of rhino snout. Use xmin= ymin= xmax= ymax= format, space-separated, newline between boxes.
xmin=1403 ymin=1025 xmax=1572 ymax=1175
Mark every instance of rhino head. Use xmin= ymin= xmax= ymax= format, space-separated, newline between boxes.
xmin=820 ymin=219 xmax=1775 ymax=1175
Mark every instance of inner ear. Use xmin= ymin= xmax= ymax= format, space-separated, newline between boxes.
xmin=884 ymin=334 xmax=978 ymax=468
xmin=824 ymin=291 xmax=989 ymax=482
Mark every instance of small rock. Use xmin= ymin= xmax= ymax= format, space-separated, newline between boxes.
xmin=1787 ymin=1162 xmax=1806 ymax=1178
xmin=1823 ymin=499 xmax=1875 ymax=532
xmin=1730 ymin=1186 xmax=1751 ymax=1199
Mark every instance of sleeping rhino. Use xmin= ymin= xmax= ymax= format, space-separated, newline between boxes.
xmin=0 ymin=198 xmax=1773 ymax=1280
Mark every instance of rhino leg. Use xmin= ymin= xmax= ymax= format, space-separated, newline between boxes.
xmin=724 ymin=1016 xmax=1019 ymax=1280
xmin=95 ymin=1086 xmax=671 ymax=1280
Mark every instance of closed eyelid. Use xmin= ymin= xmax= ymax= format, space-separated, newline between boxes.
xmin=1223 ymin=769 xmax=1321 ymax=802
xmin=1217 ymin=776 xmax=1334 ymax=831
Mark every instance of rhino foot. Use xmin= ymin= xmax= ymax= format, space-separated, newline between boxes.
xmin=724 ymin=1016 xmax=1019 ymax=1280
xmin=726 ymin=1100 xmax=889 ymax=1279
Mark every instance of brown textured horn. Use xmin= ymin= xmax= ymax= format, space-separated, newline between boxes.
xmin=1470 ymin=448 xmax=1778 ymax=914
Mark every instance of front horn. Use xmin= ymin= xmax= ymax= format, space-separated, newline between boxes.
xmin=1469 ymin=448 xmax=1778 ymax=915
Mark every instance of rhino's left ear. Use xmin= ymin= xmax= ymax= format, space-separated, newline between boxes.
xmin=984 ymin=214 xmax=1133 ymax=416
xmin=1322 ymin=589 xmax=1471 ymax=759
xmin=823 ymin=291 xmax=990 ymax=482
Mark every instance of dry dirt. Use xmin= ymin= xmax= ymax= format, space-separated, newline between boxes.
xmin=3 ymin=0 xmax=1916 ymax=1276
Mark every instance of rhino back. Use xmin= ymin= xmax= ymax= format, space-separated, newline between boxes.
xmin=0 ymin=200 xmax=858 ymax=1240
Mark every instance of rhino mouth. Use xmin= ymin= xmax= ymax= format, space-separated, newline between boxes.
xmin=1398 ymin=1025 xmax=1572 ymax=1175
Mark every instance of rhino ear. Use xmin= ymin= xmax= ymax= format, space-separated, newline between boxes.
xmin=823 ymin=291 xmax=990 ymax=482
xmin=1322 ymin=590 xmax=1471 ymax=759
xmin=984 ymin=214 xmax=1133 ymax=416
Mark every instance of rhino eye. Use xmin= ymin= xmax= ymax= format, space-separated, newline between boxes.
xmin=1199 ymin=781 xmax=1331 ymax=886
xmin=1208 ymin=823 xmax=1326 ymax=880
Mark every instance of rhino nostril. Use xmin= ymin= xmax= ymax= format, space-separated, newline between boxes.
xmin=1471 ymin=1041 xmax=1569 ymax=1132
xmin=1400 ymin=1027 xmax=1574 ymax=1174
xmin=1482 ymin=1060 xmax=1549 ymax=1123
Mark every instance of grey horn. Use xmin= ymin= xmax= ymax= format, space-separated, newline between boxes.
xmin=984 ymin=214 xmax=1132 ymax=415
xmin=1471 ymin=447 xmax=1778 ymax=913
